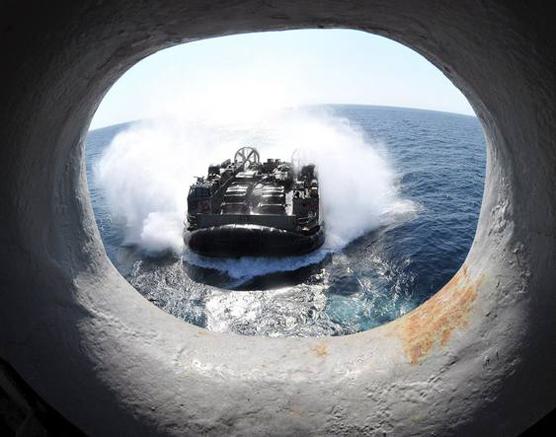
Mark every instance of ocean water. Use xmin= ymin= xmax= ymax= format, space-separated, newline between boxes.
xmin=85 ymin=105 xmax=485 ymax=336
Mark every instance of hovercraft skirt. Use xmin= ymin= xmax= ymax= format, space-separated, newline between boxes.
xmin=188 ymin=224 xmax=324 ymax=257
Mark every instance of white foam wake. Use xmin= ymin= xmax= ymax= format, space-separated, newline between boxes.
xmin=183 ymin=248 xmax=331 ymax=280
xmin=94 ymin=106 xmax=418 ymax=275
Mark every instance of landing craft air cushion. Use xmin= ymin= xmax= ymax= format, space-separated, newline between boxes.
xmin=186 ymin=146 xmax=324 ymax=257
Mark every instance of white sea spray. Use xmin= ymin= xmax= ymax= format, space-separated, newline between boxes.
xmin=95 ymin=87 xmax=417 ymax=273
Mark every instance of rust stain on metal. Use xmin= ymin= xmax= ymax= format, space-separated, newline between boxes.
xmin=396 ymin=265 xmax=482 ymax=365
xmin=312 ymin=342 xmax=328 ymax=358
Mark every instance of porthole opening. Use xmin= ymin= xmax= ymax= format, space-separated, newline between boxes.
xmin=85 ymin=30 xmax=485 ymax=337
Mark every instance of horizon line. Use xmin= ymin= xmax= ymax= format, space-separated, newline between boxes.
xmin=89 ymin=103 xmax=476 ymax=131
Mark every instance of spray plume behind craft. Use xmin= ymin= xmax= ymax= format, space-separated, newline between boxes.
xmin=94 ymin=77 xmax=417 ymax=276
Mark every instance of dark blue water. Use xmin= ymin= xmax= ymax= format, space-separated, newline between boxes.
xmin=86 ymin=105 xmax=485 ymax=336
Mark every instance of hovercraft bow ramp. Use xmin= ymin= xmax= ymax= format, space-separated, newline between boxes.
xmin=1 ymin=1 xmax=555 ymax=435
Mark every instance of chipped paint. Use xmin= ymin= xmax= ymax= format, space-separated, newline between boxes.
xmin=312 ymin=342 xmax=329 ymax=358
xmin=396 ymin=265 xmax=482 ymax=364
xmin=4 ymin=1 xmax=553 ymax=434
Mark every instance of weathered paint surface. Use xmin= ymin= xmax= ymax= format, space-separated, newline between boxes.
xmin=1 ymin=1 xmax=555 ymax=435
xmin=312 ymin=342 xmax=329 ymax=358
xmin=394 ymin=265 xmax=481 ymax=365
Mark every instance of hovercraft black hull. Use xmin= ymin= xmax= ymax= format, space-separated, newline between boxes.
xmin=188 ymin=224 xmax=325 ymax=257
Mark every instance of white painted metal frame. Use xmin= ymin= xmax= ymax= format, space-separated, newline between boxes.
xmin=1 ymin=1 xmax=554 ymax=435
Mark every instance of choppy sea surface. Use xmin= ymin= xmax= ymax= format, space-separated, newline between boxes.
xmin=86 ymin=105 xmax=485 ymax=336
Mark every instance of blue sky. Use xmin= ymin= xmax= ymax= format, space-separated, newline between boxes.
xmin=91 ymin=29 xmax=474 ymax=129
